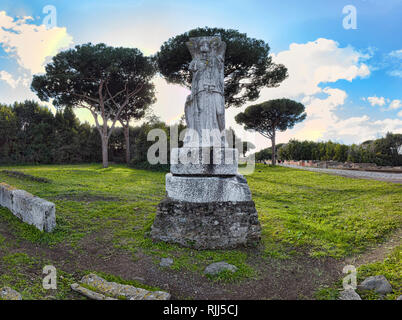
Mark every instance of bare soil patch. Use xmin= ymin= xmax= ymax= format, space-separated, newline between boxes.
xmin=0 ymin=170 xmax=51 ymax=183
xmin=344 ymin=228 xmax=402 ymax=267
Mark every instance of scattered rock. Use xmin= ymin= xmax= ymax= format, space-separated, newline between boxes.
xmin=78 ymin=273 xmax=170 ymax=300
xmin=396 ymin=295 xmax=402 ymax=300
xmin=160 ymin=257 xmax=174 ymax=267
xmin=204 ymin=262 xmax=238 ymax=276
xmin=358 ymin=275 xmax=393 ymax=294
xmin=0 ymin=287 xmax=22 ymax=300
xmin=339 ymin=289 xmax=361 ymax=300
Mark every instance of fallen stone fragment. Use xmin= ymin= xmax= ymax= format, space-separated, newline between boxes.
xmin=71 ymin=283 xmax=117 ymax=300
xmin=160 ymin=257 xmax=173 ymax=267
xmin=339 ymin=289 xmax=361 ymax=300
xmin=396 ymin=295 xmax=402 ymax=300
xmin=0 ymin=287 xmax=22 ymax=300
xmin=204 ymin=262 xmax=238 ymax=276
xmin=80 ymin=274 xmax=170 ymax=300
xmin=358 ymin=275 xmax=393 ymax=295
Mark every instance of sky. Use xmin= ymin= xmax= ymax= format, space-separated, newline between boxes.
xmin=0 ymin=0 xmax=401 ymax=151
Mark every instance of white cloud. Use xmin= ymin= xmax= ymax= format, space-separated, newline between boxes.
xmin=389 ymin=49 xmax=402 ymax=59
xmin=387 ymin=49 xmax=402 ymax=78
xmin=0 ymin=70 xmax=19 ymax=88
xmin=0 ymin=11 xmax=73 ymax=75
xmin=389 ymin=99 xmax=402 ymax=110
xmin=225 ymin=38 xmax=378 ymax=147
xmin=259 ymin=38 xmax=370 ymax=98
xmin=398 ymin=110 xmax=402 ymax=118
xmin=367 ymin=96 xmax=386 ymax=107
xmin=389 ymin=70 xmax=402 ymax=77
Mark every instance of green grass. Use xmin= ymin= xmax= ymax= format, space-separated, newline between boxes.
xmin=0 ymin=252 xmax=81 ymax=300
xmin=0 ymin=163 xmax=401 ymax=296
xmin=248 ymin=165 xmax=402 ymax=258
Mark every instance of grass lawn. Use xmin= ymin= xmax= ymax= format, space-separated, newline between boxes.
xmin=0 ymin=163 xmax=401 ymax=300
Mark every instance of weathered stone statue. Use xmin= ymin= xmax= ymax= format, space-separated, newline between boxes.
xmin=183 ymin=35 xmax=226 ymax=147
xmin=151 ymin=35 xmax=261 ymax=249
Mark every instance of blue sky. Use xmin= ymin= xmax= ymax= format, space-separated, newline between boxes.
xmin=0 ymin=0 xmax=401 ymax=150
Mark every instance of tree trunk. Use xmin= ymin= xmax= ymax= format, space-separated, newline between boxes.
xmin=123 ymin=124 xmax=130 ymax=164
xmin=271 ymin=132 xmax=276 ymax=166
xmin=101 ymin=135 xmax=109 ymax=168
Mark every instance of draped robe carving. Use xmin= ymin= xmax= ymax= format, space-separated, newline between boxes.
xmin=184 ymin=35 xmax=226 ymax=147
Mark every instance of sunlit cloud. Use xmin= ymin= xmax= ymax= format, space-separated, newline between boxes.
xmin=389 ymin=99 xmax=402 ymax=110
xmin=0 ymin=10 xmax=73 ymax=75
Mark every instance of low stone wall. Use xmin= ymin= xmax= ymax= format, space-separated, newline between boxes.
xmin=281 ymin=160 xmax=402 ymax=172
xmin=0 ymin=183 xmax=56 ymax=232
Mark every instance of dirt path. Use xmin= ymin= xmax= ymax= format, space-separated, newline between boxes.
xmin=0 ymin=221 xmax=343 ymax=300
xmin=344 ymin=228 xmax=402 ymax=267
xmin=2 ymin=223 xmax=401 ymax=300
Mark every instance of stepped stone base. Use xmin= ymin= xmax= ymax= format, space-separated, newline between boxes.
xmin=150 ymin=198 xmax=261 ymax=249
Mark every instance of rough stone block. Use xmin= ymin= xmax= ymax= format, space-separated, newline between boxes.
xmin=151 ymin=198 xmax=261 ymax=249
xmin=170 ymin=147 xmax=238 ymax=175
xmin=339 ymin=289 xmax=361 ymax=300
xmin=0 ymin=183 xmax=15 ymax=211
xmin=358 ymin=275 xmax=393 ymax=294
xmin=0 ymin=183 xmax=56 ymax=232
xmin=165 ymin=173 xmax=252 ymax=202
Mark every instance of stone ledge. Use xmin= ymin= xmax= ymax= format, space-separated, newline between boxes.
xmin=0 ymin=183 xmax=56 ymax=232
xmin=151 ymin=198 xmax=261 ymax=249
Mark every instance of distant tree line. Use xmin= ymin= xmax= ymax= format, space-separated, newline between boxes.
xmin=0 ymin=100 xmax=251 ymax=168
xmin=0 ymin=100 xmax=172 ymax=166
xmin=254 ymin=143 xmax=285 ymax=162
xmin=276 ymin=134 xmax=402 ymax=166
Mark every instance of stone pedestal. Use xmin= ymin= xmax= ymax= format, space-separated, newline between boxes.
xmin=150 ymin=147 xmax=261 ymax=249
xmin=151 ymin=198 xmax=261 ymax=249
